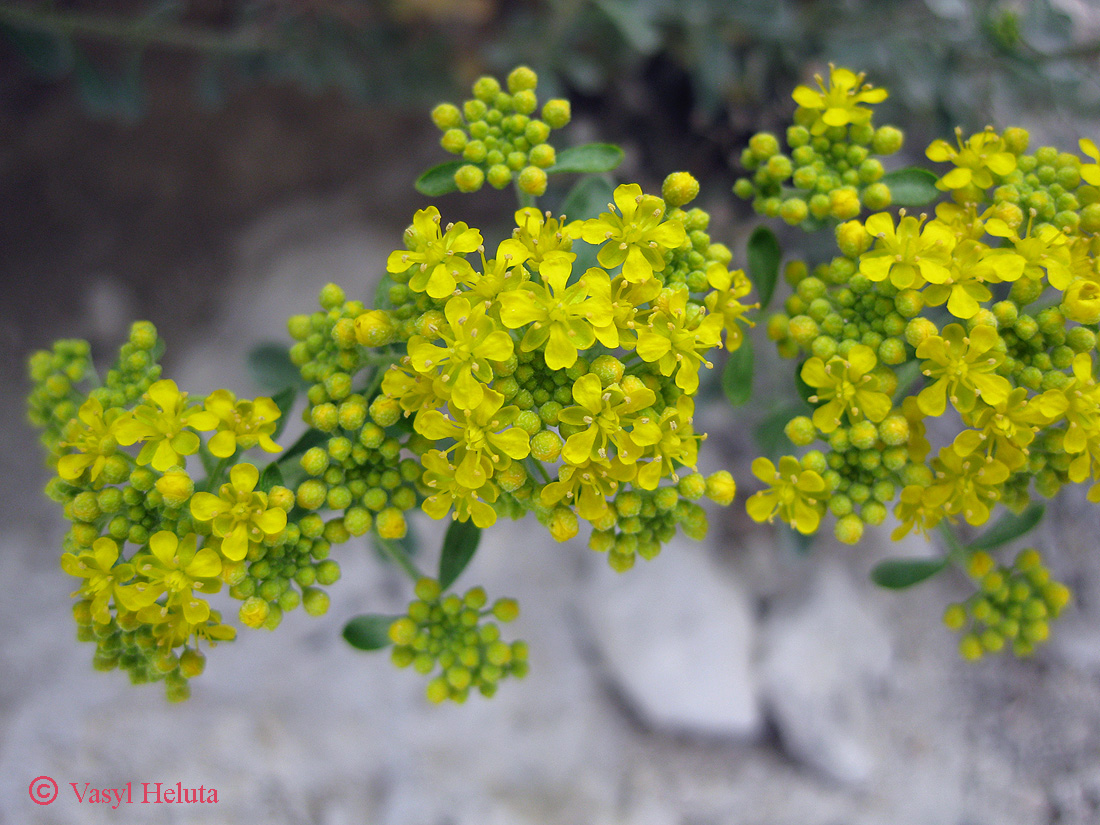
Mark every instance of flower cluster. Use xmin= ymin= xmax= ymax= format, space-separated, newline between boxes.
xmin=944 ymin=549 xmax=1071 ymax=660
xmin=26 ymin=324 xmax=356 ymax=699
xmin=734 ymin=65 xmax=903 ymax=227
xmin=365 ymin=173 xmax=746 ymax=573
xmin=389 ymin=578 xmax=526 ymax=703
xmin=29 ymin=67 xmax=748 ymax=702
xmin=430 ymin=66 xmax=570 ymax=196
xmin=743 ymin=67 xmax=1096 ymax=658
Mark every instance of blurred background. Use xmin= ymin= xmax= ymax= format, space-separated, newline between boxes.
xmin=4 ymin=1 xmax=1100 ymax=823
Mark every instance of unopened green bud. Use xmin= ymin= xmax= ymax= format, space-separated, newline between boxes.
xmin=431 ymin=103 xmax=463 ymax=130
xmin=517 ymin=166 xmax=548 ymax=197
xmin=542 ymin=99 xmax=571 ymax=130
xmin=662 ymin=172 xmax=700 ymax=208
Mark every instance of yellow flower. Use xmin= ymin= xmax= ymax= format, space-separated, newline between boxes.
xmin=541 ymin=457 xmax=635 ymax=524
xmin=467 ymin=238 xmax=531 ymax=303
xmin=511 ymin=207 xmax=573 ymax=269
xmin=1063 ymin=277 xmax=1100 ymax=325
xmin=916 ymin=324 xmax=1012 ymax=416
xmin=408 ymin=294 xmax=514 ymax=411
xmin=632 ymin=396 xmax=699 ymax=490
xmin=557 ymin=374 xmax=657 ymax=465
xmin=57 ymin=396 xmax=129 ymax=482
xmin=131 ymin=532 xmax=222 ymax=625
xmin=115 ymin=379 xmax=218 ymax=472
xmin=386 ymin=206 xmax=483 ymax=299
xmin=921 ymin=239 xmax=1024 ymax=320
xmin=61 ymin=537 xmax=155 ymax=623
xmin=800 ymin=344 xmax=892 ymax=434
xmin=985 ymin=218 xmax=1071 ymax=289
xmin=497 ymin=251 xmax=614 ymax=370
xmin=203 ymin=389 xmax=282 ymax=459
xmin=791 ymin=65 xmax=887 ymax=135
xmin=953 ymin=388 xmax=1036 ymax=472
xmin=745 ymin=455 xmax=827 ymax=534
xmin=891 ymin=484 xmax=944 ymax=540
xmin=859 ymin=212 xmax=955 ymax=290
xmin=413 ymin=388 xmax=530 ymax=488
xmin=926 ymin=128 xmax=1016 ymax=193
xmin=189 ymin=463 xmax=287 ymax=561
xmin=599 ymin=274 xmax=662 ymax=350
xmin=571 ymin=183 xmax=686 ymax=283
xmin=1079 ymin=138 xmax=1100 ymax=186
xmin=1032 ymin=353 xmax=1100 ymax=483
xmin=420 ymin=449 xmax=499 ymax=528
xmin=635 ymin=288 xmax=723 ymax=393
xmin=703 ymin=264 xmax=757 ymax=350
xmin=928 ymin=446 xmax=1009 ymax=526
xmin=380 ymin=361 xmax=443 ymax=418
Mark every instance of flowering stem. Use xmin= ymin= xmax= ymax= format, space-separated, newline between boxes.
xmin=377 ymin=538 xmax=422 ymax=582
xmin=936 ymin=521 xmax=968 ymax=565
xmin=515 ymin=184 xmax=537 ymax=211
xmin=528 ymin=457 xmax=552 ymax=485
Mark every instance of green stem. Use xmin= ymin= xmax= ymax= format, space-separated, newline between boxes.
xmin=937 ymin=521 xmax=968 ymax=564
xmin=201 ymin=456 xmax=233 ymax=493
xmin=528 ymin=457 xmax=552 ymax=485
xmin=377 ymin=538 xmax=422 ymax=582
xmin=515 ymin=183 xmax=537 ymax=211
xmin=0 ymin=5 xmax=277 ymax=54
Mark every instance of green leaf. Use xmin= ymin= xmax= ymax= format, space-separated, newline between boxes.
xmin=967 ymin=503 xmax=1045 ymax=551
xmin=415 ymin=161 xmax=462 ymax=197
xmin=547 ymin=143 xmax=624 ymax=175
xmin=247 ymin=343 xmax=300 ymax=392
xmin=881 ymin=167 xmax=941 ymax=208
xmin=438 ymin=519 xmax=482 ymax=591
xmin=722 ymin=336 xmax=754 ymax=407
xmin=747 ymin=225 xmax=781 ymax=310
xmin=559 ymin=175 xmax=615 ymax=222
xmin=870 ymin=557 xmax=948 ymax=589
xmin=257 ymin=462 xmax=284 ymax=493
xmin=342 ymin=614 xmax=397 ymax=651
xmin=269 ymin=386 xmax=297 ymax=441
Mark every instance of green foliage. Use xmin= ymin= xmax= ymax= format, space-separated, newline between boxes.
xmin=439 ymin=520 xmax=482 ymax=591
xmin=343 ymin=614 xmax=397 ymax=651
xmin=722 ymin=336 xmax=753 ymax=407
xmin=880 ymin=168 xmax=940 ymax=208
xmin=967 ymin=504 xmax=1045 ymax=552
xmin=870 ymin=557 xmax=948 ymax=589
xmin=746 ymin=226 xmax=781 ymax=310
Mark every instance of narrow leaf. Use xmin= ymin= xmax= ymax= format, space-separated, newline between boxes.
xmin=257 ymin=462 xmax=284 ymax=493
xmin=547 ymin=143 xmax=624 ymax=175
xmin=870 ymin=557 xmax=948 ymax=589
xmin=881 ymin=167 xmax=940 ymax=208
xmin=438 ymin=519 xmax=482 ymax=590
xmin=967 ymin=503 xmax=1045 ymax=551
xmin=415 ymin=161 xmax=462 ymax=197
xmin=747 ymin=225 xmax=781 ymax=310
xmin=559 ymin=175 xmax=615 ymax=221
xmin=722 ymin=336 xmax=754 ymax=407
xmin=269 ymin=386 xmax=297 ymax=441
xmin=342 ymin=614 xmax=397 ymax=651
xmin=248 ymin=343 xmax=300 ymax=392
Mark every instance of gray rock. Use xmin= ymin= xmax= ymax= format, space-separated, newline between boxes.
xmin=581 ymin=536 xmax=761 ymax=740
xmin=758 ymin=560 xmax=893 ymax=786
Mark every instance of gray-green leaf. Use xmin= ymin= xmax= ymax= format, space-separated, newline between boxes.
xmin=342 ymin=614 xmax=397 ymax=651
xmin=870 ymin=557 xmax=948 ymax=589
xmin=747 ymin=225 xmax=781 ymax=310
xmin=438 ymin=519 xmax=482 ymax=591
xmin=967 ymin=503 xmax=1045 ymax=552
xmin=415 ymin=161 xmax=463 ymax=197
xmin=722 ymin=337 xmax=753 ymax=407
xmin=547 ymin=143 xmax=624 ymax=175
xmin=881 ymin=167 xmax=940 ymax=208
